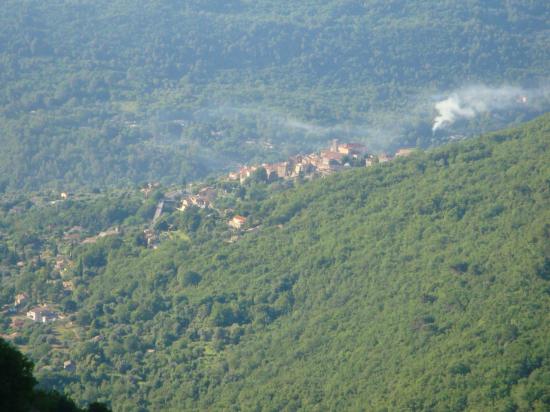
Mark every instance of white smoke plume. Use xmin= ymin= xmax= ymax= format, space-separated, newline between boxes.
xmin=432 ymin=84 xmax=544 ymax=132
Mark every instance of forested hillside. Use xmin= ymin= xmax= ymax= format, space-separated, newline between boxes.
xmin=1 ymin=0 xmax=549 ymax=190
xmin=1 ymin=114 xmax=548 ymax=410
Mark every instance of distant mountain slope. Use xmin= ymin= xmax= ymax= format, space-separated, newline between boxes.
xmin=0 ymin=1 xmax=548 ymax=191
xmin=5 ymin=114 xmax=543 ymax=410
xmin=182 ymin=114 xmax=550 ymax=411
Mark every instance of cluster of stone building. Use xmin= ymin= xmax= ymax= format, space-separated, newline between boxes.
xmin=228 ymin=140 xmax=362 ymax=183
xmin=138 ymin=141 xmax=415 ymax=242
xmin=228 ymin=140 xmax=414 ymax=184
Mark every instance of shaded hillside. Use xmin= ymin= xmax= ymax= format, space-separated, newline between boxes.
xmin=1 ymin=115 xmax=549 ymax=410
xmin=0 ymin=1 xmax=549 ymax=190
xmin=0 ymin=338 xmax=109 ymax=412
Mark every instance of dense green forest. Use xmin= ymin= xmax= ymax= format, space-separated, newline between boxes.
xmin=1 ymin=0 xmax=549 ymax=191
xmin=0 ymin=114 xmax=548 ymax=410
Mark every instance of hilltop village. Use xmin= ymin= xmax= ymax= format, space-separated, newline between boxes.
xmin=229 ymin=140 xmax=414 ymax=183
xmin=0 ymin=140 xmax=414 ymax=352
xmin=120 ymin=140 xmax=414 ymax=247
xmin=146 ymin=140 xmax=414 ymax=243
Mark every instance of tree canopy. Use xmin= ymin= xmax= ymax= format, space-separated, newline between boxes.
xmin=0 ymin=0 xmax=548 ymax=191
xmin=0 ymin=114 xmax=548 ymax=410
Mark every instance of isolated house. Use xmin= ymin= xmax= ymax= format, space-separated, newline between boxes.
xmin=27 ymin=307 xmax=57 ymax=323
xmin=228 ymin=215 xmax=247 ymax=229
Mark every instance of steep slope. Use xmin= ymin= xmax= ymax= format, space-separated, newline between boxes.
xmin=179 ymin=115 xmax=550 ymax=411
xmin=2 ymin=115 xmax=549 ymax=410
xmin=0 ymin=115 xmax=550 ymax=411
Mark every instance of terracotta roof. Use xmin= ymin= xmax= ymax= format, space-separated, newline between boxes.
xmin=322 ymin=151 xmax=344 ymax=161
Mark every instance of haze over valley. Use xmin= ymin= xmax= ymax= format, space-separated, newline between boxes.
xmin=0 ymin=1 xmax=549 ymax=411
